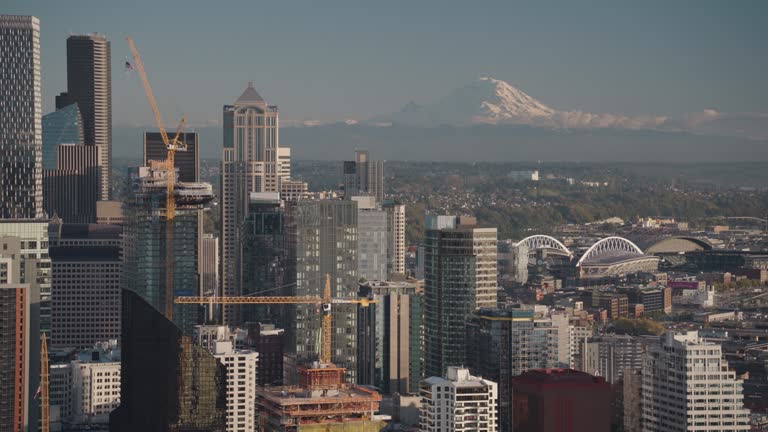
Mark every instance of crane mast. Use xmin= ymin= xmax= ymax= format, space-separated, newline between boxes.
xmin=40 ymin=333 xmax=49 ymax=432
xmin=126 ymin=36 xmax=187 ymax=320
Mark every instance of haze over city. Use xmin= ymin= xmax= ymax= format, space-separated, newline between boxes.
xmin=1 ymin=2 xmax=768 ymax=432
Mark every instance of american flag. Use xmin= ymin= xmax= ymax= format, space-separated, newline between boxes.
xmin=125 ymin=61 xmax=134 ymax=71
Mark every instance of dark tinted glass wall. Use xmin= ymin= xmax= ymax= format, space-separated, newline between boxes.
xmin=110 ymin=290 xmax=226 ymax=432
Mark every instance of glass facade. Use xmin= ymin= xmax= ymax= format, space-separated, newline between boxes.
xmin=0 ymin=16 xmax=43 ymax=219
xmin=466 ymin=309 xmax=561 ymax=432
xmin=357 ymin=282 xmax=423 ymax=395
xmin=291 ymin=200 xmax=358 ymax=381
xmin=122 ymin=169 xmax=201 ymax=335
xmin=356 ymin=204 xmax=388 ymax=282
xmin=423 ymin=215 xmax=498 ymax=379
xmin=240 ymin=194 xmax=295 ymax=326
xmin=110 ymin=289 xmax=226 ymax=431
xmin=42 ymin=104 xmax=83 ymax=170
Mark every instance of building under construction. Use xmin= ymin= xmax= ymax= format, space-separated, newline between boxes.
xmin=122 ymin=161 xmax=214 ymax=334
xmin=257 ymin=363 xmax=385 ymax=431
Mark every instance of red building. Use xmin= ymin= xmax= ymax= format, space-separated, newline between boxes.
xmin=0 ymin=284 xmax=37 ymax=432
xmin=511 ymin=369 xmax=611 ymax=432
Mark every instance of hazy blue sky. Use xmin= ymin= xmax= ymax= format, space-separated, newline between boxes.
xmin=5 ymin=0 xmax=767 ymax=126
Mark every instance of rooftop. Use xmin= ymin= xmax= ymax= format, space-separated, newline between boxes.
xmin=512 ymin=368 xmax=607 ymax=384
xmin=234 ymin=82 xmax=266 ymax=107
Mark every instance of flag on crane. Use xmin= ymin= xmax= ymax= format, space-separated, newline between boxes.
xmin=124 ymin=60 xmax=134 ymax=71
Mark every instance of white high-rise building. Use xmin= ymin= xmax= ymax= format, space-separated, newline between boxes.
xmin=213 ymin=341 xmax=259 ymax=432
xmin=419 ymin=366 xmax=498 ymax=432
xmin=0 ymin=15 xmax=43 ymax=219
xmin=641 ymin=331 xmax=750 ymax=432
xmin=277 ymin=146 xmax=291 ymax=182
xmin=384 ymin=201 xmax=406 ymax=277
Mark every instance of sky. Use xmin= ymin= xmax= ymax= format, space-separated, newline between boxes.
xmin=5 ymin=0 xmax=768 ymax=126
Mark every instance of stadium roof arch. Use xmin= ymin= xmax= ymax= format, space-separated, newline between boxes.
xmin=515 ymin=235 xmax=573 ymax=257
xmin=576 ymin=236 xmax=659 ymax=279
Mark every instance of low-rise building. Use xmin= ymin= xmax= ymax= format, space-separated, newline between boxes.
xmin=49 ymin=342 xmax=122 ymax=428
xmin=511 ymin=369 xmax=611 ymax=432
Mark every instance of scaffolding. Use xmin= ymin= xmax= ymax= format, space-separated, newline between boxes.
xmin=257 ymin=366 xmax=383 ymax=431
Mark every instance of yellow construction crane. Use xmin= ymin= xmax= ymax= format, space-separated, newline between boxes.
xmin=176 ymin=274 xmax=373 ymax=364
xmin=40 ymin=333 xmax=49 ymax=432
xmin=126 ymin=36 xmax=187 ymax=320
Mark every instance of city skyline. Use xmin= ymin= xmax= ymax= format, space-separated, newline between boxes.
xmin=1 ymin=7 xmax=766 ymax=432
xmin=2 ymin=1 xmax=767 ymax=128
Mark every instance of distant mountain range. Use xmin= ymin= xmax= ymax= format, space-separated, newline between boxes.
xmin=113 ymin=77 xmax=768 ymax=162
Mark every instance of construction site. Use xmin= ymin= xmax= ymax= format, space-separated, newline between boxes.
xmin=256 ymin=363 xmax=385 ymax=431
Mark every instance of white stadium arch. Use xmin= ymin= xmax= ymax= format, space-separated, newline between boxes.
xmin=576 ymin=236 xmax=644 ymax=267
xmin=515 ymin=235 xmax=573 ymax=257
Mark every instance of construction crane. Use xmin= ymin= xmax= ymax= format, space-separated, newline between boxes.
xmin=126 ymin=36 xmax=187 ymax=320
xmin=40 ymin=333 xmax=49 ymax=432
xmin=176 ymin=274 xmax=373 ymax=364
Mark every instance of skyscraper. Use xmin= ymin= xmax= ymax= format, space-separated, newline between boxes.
xmin=43 ymin=144 xmax=100 ymax=223
xmin=353 ymin=196 xmax=388 ymax=282
xmin=357 ymin=280 xmax=422 ymax=395
xmin=210 ymin=341 xmax=259 ymax=432
xmin=0 ymin=15 xmax=43 ymax=219
xmin=58 ymin=34 xmax=112 ymax=200
xmin=238 ymin=192 xmax=294 ymax=326
xmin=383 ymin=200 xmax=406 ymax=277
xmin=221 ymin=83 xmax=280 ymax=325
xmin=641 ymin=331 xmax=750 ymax=432
xmin=49 ymin=222 xmax=122 ymax=348
xmin=200 ymin=233 xmax=219 ymax=298
xmin=144 ymin=132 xmax=199 ymax=183
xmin=290 ymin=199 xmax=359 ymax=380
xmin=465 ymin=308 xmax=562 ymax=432
xmin=343 ymin=150 xmax=384 ymax=202
xmin=122 ymin=164 xmax=212 ymax=334
xmin=423 ymin=215 xmax=497 ymax=378
xmin=110 ymin=289 xmax=226 ymax=432
xmin=0 ymin=283 xmax=40 ymax=432
xmin=42 ymin=103 xmax=84 ymax=170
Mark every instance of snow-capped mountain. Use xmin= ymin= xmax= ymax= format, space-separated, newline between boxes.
xmin=370 ymin=76 xmax=667 ymax=130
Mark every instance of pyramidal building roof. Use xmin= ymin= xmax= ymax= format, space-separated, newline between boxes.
xmin=234 ymin=82 xmax=266 ymax=107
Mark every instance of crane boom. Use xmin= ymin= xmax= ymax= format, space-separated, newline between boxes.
xmin=174 ymin=273 xmax=374 ymax=366
xmin=125 ymin=36 xmax=169 ymax=145
xmin=126 ymin=36 xmax=186 ymax=320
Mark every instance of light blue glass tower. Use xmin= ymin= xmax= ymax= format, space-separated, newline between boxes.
xmin=42 ymin=104 xmax=84 ymax=170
